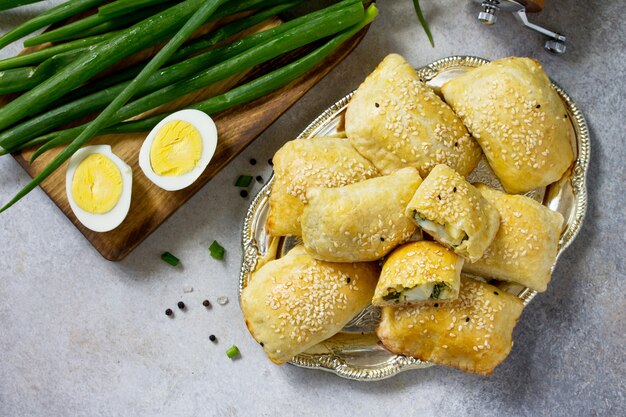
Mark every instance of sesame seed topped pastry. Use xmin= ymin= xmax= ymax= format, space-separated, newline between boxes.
xmin=441 ymin=57 xmax=575 ymax=194
xmin=376 ymin=275 xmax=524 ymax=375
xmin=267 ymin=137 xmax=378 ymax=237
xmin=372 ymin=241 xmax=463 ymax=307
xmin=463 ymin=184 xmax=564 ymax=292
xmin=301 ymin=167 xmax=422 ymax=263
xmin=241 ymin=246 xmax=379 ymax=364
xmin=345 ymin=54 xmax=482 ymax=178
xmin=406 ymin=164 xmax=501 ymax=262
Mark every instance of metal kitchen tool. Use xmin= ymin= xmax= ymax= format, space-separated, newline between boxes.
xmin=472 ymin=0 xmax=567 ymax=54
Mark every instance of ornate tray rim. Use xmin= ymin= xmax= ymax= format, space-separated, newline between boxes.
xmin=238 ymin=55 xmax=590 ymax=381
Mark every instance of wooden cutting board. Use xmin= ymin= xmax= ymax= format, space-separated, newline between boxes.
xmin=2 ymin=17 xmax=369 ymax=261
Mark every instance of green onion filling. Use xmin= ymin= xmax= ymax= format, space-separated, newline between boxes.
xmin=431 ymin=283 xmax=447 ymax=300
xmin=382 ymin=291 xmax=400 ymax=301
xmin=209 ymin=240 xmax=225 ymax=260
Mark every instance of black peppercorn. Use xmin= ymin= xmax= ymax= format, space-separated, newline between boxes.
xmin=240 ymin=190 xmax=248 ymax=198
xmin=165 ymin=308 xmax=173 ymax=316
xmin=177 ymin=301 xmax=185 ymax=310
xmin=256 ymin=175 xmax=263 ymax=183
xmin=202 ymin=299 xmax=211 ymax=307
xmin=268 ymin=158 xmax=273 ymax=166
xmin=249 ymin=158 xmax=257 ymax=165
xmin=209 ymin=335 xmax=217 ymax=342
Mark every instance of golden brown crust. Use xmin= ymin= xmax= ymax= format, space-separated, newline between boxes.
xmin=301 ymin=167 xmax=422 ymax=263
xmin=406 ymin=164 xmax=501 ymax=262
xmin=376 ymin=276 xmax=524 ymax=375
xmin=241 ymin=246 xmax=379 ymax=364
xmin=266 ymin=137 xmax=378 ymax=236
xmin=441 ymin=57 xmax=575 ymax=194
xmin=372 ymin=241 xmax=463 ymax=307
xmin=346 ymin=54 xmax=482 ymax=178
xmin=462 ymin=184 xmax=564 ymax=292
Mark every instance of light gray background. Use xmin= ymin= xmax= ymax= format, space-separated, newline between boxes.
xmin=1 ymin=1 xmax=624 ymax=416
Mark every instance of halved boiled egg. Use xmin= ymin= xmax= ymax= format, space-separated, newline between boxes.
xmin=138 ymin=109 xmax=217 ymax=191
xmin=65 ymin=145 xmax=132 ymax=233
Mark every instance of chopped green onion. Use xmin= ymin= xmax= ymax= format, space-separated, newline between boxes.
xmin=226 ymin=345 xmax=240 ymax=359
xmin=209 ymin=241 xmax=225 ymax=260
xmin=412 ymin=0 xmax=434 ymax=47
xmin=161 ymin=251 xmax=180 ymax=266
xmin=235 ymin=175 xmax=253 ymax=187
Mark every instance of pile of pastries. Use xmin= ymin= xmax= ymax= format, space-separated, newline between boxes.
xmin=241 ymin=54 xmax=574 ymax=375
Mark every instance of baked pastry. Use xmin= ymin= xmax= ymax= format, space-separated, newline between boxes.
xmin=377 ymin=275 xmax=524 ymax=375
xmin=241 ymin=246 xmax=379 ymax=364
xmin=372 ymin=241 xmax=463 ymax=306
xmin=462 ymin=184 xmax=564 ymax=292
xmin=345 ymin=53 xmax=481 ymax=178
xmin=267 ymin=136 xmax=378 ymax=236
xmin=406 ymin=164 xmax=500 ymax=262
xmin=441 ymin=57 xmax=575 ymax=194
xmin=301 ymin=167 xmax=422 ymax=262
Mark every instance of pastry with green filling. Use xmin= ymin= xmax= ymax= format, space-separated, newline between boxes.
xmin=406 ymin=164 xmax=500 ymax=262
xmin=372 ymin=241 xmax=463 ymax=307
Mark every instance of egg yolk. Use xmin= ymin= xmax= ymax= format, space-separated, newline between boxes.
xmin=71 ymin=153 xmax=123 ymax=214
xmin=149 ymin=120 xmax=203 ymax=176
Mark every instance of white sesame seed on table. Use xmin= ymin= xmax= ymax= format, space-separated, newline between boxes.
xmin=0 ymin=1 xmax=624 ymax=416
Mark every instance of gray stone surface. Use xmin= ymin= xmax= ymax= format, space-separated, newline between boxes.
xmin=0 ymin=1 xmax=624 ymax=416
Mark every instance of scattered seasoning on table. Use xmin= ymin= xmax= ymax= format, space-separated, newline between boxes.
xmin=165 ymin=308 xmax=173 ymax=317
xmin=226 ymin=345 xmax=240 ymax=359
xmin=202 ymin=299 xmax=211 ymax=307
xmin=177 ymin=301 xmax=185 ymax=310
xmin=209 ymin=335 xmax=217 ymax=342
xmin=240 ymin=190 xmax=248 ymax=198
xmin=217 ymin=296 xmax=229 ymax=306
xmin=183 ymin=285 xmax=193 ymax=293
xmin=161 ymin=252 xmax=180 ymax=267
xmin=255 ymin=175 xmax=263 ymax=183
xmin=249 ymin=158 xmax=257 ymax=165
xmin=209 ymin=240 xmax=225 ymax=260
xmin=235 ymin=175 xmax=253 ymax=188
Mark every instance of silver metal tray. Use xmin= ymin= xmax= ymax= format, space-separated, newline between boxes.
xmin=238 ymin=56 xmax=590 ymax=381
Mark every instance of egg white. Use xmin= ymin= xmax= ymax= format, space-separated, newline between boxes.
xmin=138 ymin=109 xmax=218 ymax=191
xmin=65 ymin=145 xmax=133 ymax=233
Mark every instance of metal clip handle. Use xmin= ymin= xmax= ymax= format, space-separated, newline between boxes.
xmin=473 ymin=0 xmax=567 ymax=54
xmin=512 ymin=8 xmax=567 ymax=54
